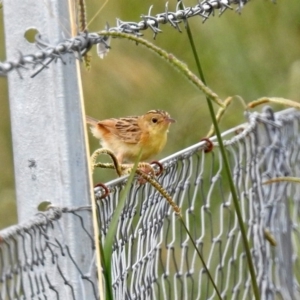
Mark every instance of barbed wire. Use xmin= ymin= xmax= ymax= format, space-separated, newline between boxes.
xmin=0 ymin=0 xmax=250 ymax=77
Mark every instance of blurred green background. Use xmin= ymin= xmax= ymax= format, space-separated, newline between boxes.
xmin=0 ymin=0 xmax=299 ymax=229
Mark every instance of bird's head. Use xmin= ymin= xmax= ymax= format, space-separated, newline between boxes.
xmin=141 ymin=110 xmax=175 ymax=135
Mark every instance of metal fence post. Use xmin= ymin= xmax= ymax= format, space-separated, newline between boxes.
xmin=3 ymin=0 xmax=102 ymax=298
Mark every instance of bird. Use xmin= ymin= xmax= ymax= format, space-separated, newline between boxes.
xmin=86 ymin=110 xmax=175 ymax=164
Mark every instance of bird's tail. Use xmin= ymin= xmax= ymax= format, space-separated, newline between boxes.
xmin=86 ymin=115 xmax=99 ymax=126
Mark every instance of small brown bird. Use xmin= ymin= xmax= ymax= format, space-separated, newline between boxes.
xmin=86 ymin=110 xmax=175 ymax=164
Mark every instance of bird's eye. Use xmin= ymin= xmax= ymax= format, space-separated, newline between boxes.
xmin=152 ymin=118 xmax=158 ymax=123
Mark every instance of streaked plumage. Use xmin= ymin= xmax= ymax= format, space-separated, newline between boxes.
xmin=86 ymin=110 xmax=175 ymax=163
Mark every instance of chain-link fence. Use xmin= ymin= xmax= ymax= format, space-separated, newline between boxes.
xmin=1 ymin=107 xmax=300 ymax=299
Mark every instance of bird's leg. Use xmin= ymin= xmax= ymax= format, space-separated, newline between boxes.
xmin=90 ymin=148 xmax=156 ymax=179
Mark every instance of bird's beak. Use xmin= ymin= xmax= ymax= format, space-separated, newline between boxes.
xmin=165 ymin=117 xmax=176 ymax=123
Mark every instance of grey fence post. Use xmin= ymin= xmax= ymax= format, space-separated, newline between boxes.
xmin=3 ymin=0 xmax=102 ymax=298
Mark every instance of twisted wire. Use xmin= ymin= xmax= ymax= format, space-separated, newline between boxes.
xmin=0 ymin=0 xmax=249 ymax=77
xmin=0 ymin=205 xmax=91 ymax=242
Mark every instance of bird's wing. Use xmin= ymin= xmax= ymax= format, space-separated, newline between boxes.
xmin=98 ymin=117 xmax=142 ymax=144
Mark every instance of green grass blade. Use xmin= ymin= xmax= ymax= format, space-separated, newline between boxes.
xmin=179 ymin=6 xmax=260 ymax=299
xmin=102 ymin=152 xmax=142 ymax=300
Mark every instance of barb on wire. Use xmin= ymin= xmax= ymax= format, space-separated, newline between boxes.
xmin=0 ymin=0 xmax=249 ymax=77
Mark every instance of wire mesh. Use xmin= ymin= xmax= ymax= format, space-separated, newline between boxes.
xmin=0 ymin=206 xmax=98 ymax=299
xmin=1 ymin=107 xmax=300 ymax=299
